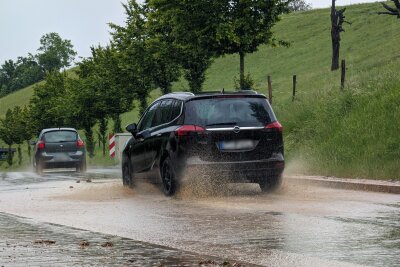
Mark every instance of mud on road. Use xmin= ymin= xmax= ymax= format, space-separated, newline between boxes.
xmin=0 ymin=170 xmax=399 ymax=266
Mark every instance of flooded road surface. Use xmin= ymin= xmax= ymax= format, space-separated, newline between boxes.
xmin=0 ymin=170 xmax=399 ymax=266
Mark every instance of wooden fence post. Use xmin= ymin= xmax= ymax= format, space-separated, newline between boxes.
xmin=268 ymin=76 xmax=273 ymax=105
xmin=341 ymin=59 xmax=346 ymax=90
xmin=292 ymin=75 xmax=297 ymax=102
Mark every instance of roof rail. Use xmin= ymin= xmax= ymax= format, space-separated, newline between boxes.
xmin=165 ymin=92 xmax=195 ymax=96
xmin=195 ymin=90 xmax=259 ymax=95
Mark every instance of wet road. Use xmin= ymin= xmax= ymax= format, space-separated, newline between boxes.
xmin=0 ymin=169 xmax=399 ymax=266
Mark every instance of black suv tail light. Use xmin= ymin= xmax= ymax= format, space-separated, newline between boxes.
xmin=265 ymin=121 xmax=283 ymax=133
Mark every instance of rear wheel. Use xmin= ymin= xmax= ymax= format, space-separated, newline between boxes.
xmin=122 ymin=161 xmax=134 ymax=188
xmin=161 ymin=158 xmax=179 ymax=196
xmin=259 ymin=175 xmax=282 ymax=192
xmin=76 ymin=160 xmax=87 ymax=173
xmin=35 ymin=160 xmax=44 ymax=175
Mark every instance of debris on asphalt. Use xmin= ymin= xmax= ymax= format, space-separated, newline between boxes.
xmin=69 ymin=186 xmax=74 ymax=189
xmin=79 ymin=240 xmax=90 ymax=248
xmin=76 ymin=180 xmax=80 ymax=183
xmin=198 ymin=260 xmax=247 ymax=267
xmin=101 ymin=241 xmax=114 ymax=248
xmin=86 ymin=179 xmax=92 ymax=183
xmin=33 ymin=240 xmax=56 ymax=245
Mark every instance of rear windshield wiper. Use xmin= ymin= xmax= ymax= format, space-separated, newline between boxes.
xmin=206 ymin=122 xmax=238 ymax=127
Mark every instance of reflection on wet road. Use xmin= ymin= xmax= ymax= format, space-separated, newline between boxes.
xmin=0 ymin=212 xmax=237 ymax=267
xmin=0 ymin=169 xmax=399 ymax=266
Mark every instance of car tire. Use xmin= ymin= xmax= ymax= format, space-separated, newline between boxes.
xmin=259 ymin=175 xmax=282 ymax=193
xmin=161 ymin=157 xmax=179 ymax=196
xmin=35 ymin=160 xmax=44 ymax=175
xmin=77 ymin=160 xmax=87 ymax=173
xmin=122 ymin=161 xmax=134 ymax=188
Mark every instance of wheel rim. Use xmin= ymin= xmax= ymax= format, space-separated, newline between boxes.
xmin=162 ymin=163 xmax=173 ymax=193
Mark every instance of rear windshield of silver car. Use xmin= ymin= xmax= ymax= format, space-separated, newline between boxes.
xmin=44 ymin=131 xmax=77 ymax=143
xmin=184 ymin=97 xmax=276 ymax=127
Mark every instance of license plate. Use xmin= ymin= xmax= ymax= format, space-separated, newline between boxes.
xmin=218 ymin=140 xmax=256 ymax=151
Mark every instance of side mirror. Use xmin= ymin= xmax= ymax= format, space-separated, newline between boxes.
xmin=126 ymin=123 xmax=138 ymax=135
xmin=30 ymin=140 xmax=37 ymax=146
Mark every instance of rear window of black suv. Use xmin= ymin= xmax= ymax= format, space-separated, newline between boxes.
xmin=184 ymin=96 xmax=276 ymax=127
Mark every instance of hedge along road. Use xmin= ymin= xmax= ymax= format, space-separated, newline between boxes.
xmin=0 ymin=170 xmax=399 ymax=267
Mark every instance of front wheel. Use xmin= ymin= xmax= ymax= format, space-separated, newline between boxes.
xmin=259 ymin=175 xmax=282 ymax=193
xmin=161 ymin=158 xmax=179 ymax=196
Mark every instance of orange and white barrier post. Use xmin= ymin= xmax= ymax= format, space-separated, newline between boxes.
xmin=109 ymin=134 xmax=116 ymax=158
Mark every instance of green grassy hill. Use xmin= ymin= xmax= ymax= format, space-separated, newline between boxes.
xmin=1 ymin=2 xmax=400 ymax=178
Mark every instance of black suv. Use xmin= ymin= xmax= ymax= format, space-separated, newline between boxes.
xmin=122 ymin=91 xmax=284 ymax=196
xmin=33 ymin=128 xmax=86 ymax=174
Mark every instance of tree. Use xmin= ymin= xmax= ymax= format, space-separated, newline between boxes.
xmin=37 ymin=33 xmax=77 ymax=72
xmin=110 ymin=0 xmax=156 ymax=114
xmin=289 ymin=0 xmax=312 ymax=12
xmin=331 ymin=0 xmax=350 ymax=71
xmin=64 ymin=78 xmax=98 ymax=158
xmin=0 ymin=109 xmax=17 ymax=166
xmin=147 ymin=0 xmax=219 ymax=93
xmin=377 ymin=0 xmax=400 ymax=18
xmin=29 ymin=71 xmax=70 ymax=134
xmin=214 ymin=0 xmax=290 ymax=89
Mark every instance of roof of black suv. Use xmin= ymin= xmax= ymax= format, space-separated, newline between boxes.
xmin=159 ymin=90 xmax=264 ymax=101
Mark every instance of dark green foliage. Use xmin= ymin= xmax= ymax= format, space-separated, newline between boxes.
xmin=0 ymin=56 xmax=44 ymax=97
xmin=234 ymin=73 xmax=254 ymax=90
xmin=64 ymin=78 xmax=99 ymax=158
xmin=214 ymin=0 xmax=289 ymax=89
xmin=37 ymin=33 xmax=77 ymax=73
xmin=147 ymin=0 xmax=217 ymax=93
xmin=0 ymin=106 xmax=32 ymax=166
xmin=148 ymin=0 xmax=289 ymax=91
xmin=110 ymin=1 xmax=155 ymax=111
xmin=29 ymin=72 xmax=70 ymax=134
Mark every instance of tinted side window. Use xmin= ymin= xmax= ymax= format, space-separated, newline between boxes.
xmin=151 ymin=99 xmax=181 ymax=128
xmin=138 ymin=102 xmax=160 ymax=131
xmin=170 ymin=100 xmax=182 ymax=120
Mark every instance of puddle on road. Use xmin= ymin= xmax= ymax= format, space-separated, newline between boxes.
xmin=0 ymin=212 xmax=254 ymax=267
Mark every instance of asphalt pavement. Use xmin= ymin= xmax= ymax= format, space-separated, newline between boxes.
xmin=0 ymin=169 xmax=399 ymax=266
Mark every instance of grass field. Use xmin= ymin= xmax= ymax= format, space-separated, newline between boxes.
xmin=1 ymin=2 xmax=400 ymax=179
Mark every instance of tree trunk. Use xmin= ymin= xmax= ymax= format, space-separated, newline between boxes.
xmin=239 ymin=51 xmax=245 ymax=89
xmin=112 ymin=114 xmax=122 ymax=134
xmin=84 ymin=127 xmax=95 ymax=158
xmin=139 ymin=98 xmax=148 ymax=117
xmin=7 ymin=144 xmax=13 ymax=166
xmin=99 ymin=117 xmax=108 ymax=157
xmin=17 ymin=145 xmax=22 ymax=165
xmin=26 ymin=140 xmax=31 ymax=163
xmin=331 ymin=0 xmax=340 ymax=71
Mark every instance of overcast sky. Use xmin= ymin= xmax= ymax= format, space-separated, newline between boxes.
xmin=0 ymin=0 xmax=381 ymax=63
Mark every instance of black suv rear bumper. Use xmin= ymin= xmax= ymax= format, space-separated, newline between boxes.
xmin=182 ymin=153 xmax=284 ymax=183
